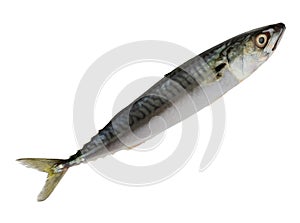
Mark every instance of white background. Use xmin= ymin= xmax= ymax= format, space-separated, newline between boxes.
xmin=0 ymin=0 xmax=299 ymax=222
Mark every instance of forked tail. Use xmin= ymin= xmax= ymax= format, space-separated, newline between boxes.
xmin=17 ymin=158 xmax=68 ymax=201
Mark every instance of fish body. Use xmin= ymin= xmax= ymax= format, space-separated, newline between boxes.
xmin=18 ymin=23 xmax=285 ymax=201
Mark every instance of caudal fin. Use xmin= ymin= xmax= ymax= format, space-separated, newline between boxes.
xmin=17 ymin=158 xmax=68 ymax=201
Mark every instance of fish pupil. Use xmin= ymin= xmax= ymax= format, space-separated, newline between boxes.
xmin=259 ymin=37 xmax=265 ymax=44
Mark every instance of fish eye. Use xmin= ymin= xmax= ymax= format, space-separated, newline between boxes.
xmin=255 ymin=34 xmax=268 ymax=48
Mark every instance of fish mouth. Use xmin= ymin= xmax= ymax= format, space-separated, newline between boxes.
xmin=272 ymin=23 xmax=285 ymax=51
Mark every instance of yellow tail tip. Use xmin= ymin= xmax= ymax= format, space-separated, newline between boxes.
xmin=17 ymin=158 xmax=68 ymax=201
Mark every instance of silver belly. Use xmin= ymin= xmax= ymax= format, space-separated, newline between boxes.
xmin=82 ymin=67 xmax=240 ymax=162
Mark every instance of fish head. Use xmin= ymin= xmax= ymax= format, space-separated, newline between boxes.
xmin=229 ymin=23 xmax=285 ymax=81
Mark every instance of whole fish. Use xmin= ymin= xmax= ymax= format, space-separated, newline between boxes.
xmin=17 ymin=23 xmax=285 ymax=201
